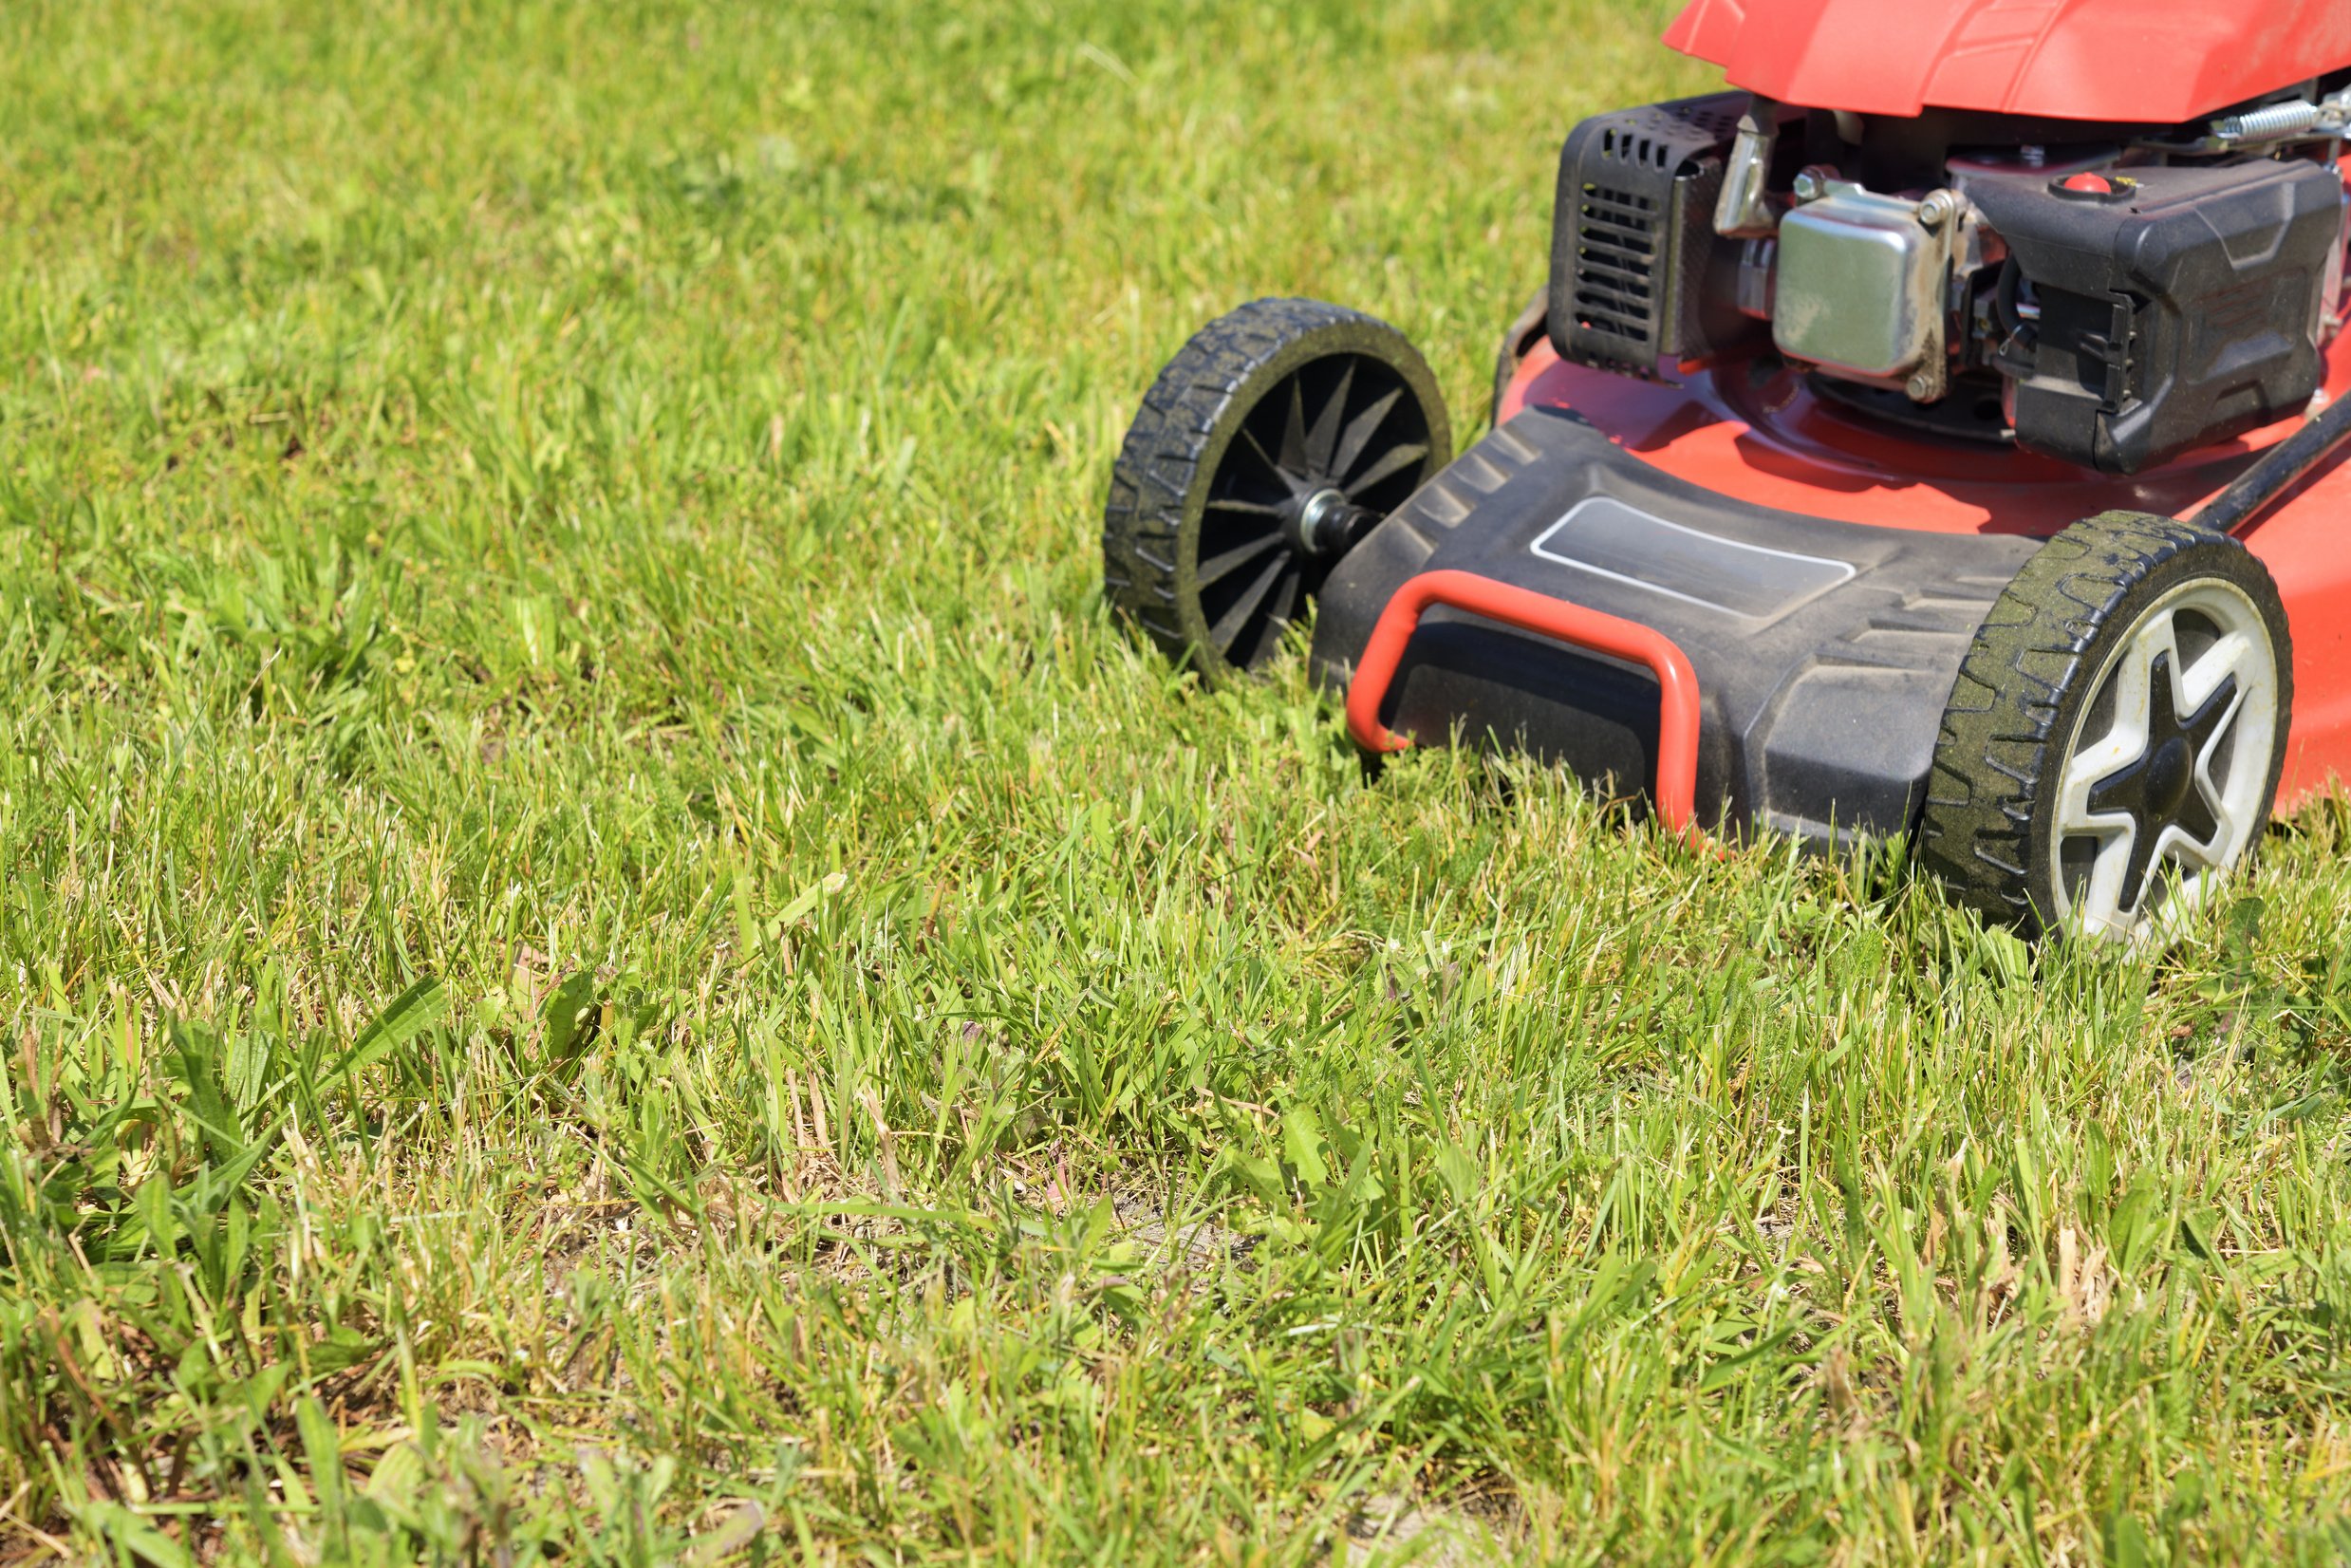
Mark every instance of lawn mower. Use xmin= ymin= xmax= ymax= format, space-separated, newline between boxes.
xmin=1104 ymin=0 xmax=2351 ymax=944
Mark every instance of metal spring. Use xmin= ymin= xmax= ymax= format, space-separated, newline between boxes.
xmin=2213 ymin=101 xmax=2322 ymax=142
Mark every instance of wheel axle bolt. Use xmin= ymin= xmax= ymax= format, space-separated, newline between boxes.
xmin=1292 ymin=488 xmax=1359 ymax=556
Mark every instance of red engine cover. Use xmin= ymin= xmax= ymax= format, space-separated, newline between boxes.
xmin=1666 ymin=0 xmax=2351 ymax=123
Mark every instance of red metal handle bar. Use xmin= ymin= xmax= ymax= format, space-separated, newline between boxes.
xmin=1343 ymin=569 xmax=1704 ymax=836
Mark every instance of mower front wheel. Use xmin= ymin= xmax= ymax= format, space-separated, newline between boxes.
xmin=1919 ymin=511 xmax=2292 ymax=944
xmin=1103 ymin=298 xmax=1450 ymax=685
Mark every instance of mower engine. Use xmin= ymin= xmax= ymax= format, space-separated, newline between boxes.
xmin=1551 ymin=88 xmax=2351 ymax=473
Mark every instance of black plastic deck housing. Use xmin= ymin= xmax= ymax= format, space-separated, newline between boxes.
xmin=1309 ymin=408 xmax=2044 ymax=846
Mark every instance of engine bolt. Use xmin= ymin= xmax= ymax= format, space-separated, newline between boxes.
xmin=1916 ymin=190 xmax=1960 ymax=230
xmin=1906 ymin=373 xmax=1935 ymax=401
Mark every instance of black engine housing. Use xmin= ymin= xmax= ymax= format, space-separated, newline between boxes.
xmin=1546 ymin=93 xmax=1765 ymax=375
xmin=1971 ymin=161 xmax=2343 ymax=474
xmin=1544 ymin=91 xmax=2348 ymax=475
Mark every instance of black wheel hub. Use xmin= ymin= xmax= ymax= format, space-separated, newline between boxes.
xmin=2141 ymin=737 xmax=2194 ymax=821
xmin=1194 ymin=352 xmax=1433 ymax=669
xmin=2082 ymin=650 xmax=2239 ymax=914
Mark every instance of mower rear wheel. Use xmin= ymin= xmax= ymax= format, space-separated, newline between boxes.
xmin=1919 ymin=511 xmax=2291 ymax=944
xmin=1103 ymin=298 xmax=1450 ymax=685
xmin=1490 ymin=288 xmax=1547 ymax=426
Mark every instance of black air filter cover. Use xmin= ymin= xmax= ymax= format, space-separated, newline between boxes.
xmin=1969 ymin=160 xmax=2343 ymax=475
xmin=1548 ymin=93 xmax=1764 ymax=376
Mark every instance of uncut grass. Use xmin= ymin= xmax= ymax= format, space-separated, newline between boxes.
xmin=6 ymin=0 xmax=2351 ymax=1561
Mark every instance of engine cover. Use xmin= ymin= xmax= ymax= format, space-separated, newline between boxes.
xmin=1969 ymin=161 xmax=2344 ymax=475
xmin=1665 ymin=0 xmax=2351 ymax=125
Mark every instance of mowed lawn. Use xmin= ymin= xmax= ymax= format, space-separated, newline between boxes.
xmin=7 ymin=0 xmax=2351 ymax=1561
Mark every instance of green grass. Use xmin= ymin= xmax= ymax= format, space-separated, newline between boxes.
xmin=6 ymin=0 xmax=2351 ymax=1561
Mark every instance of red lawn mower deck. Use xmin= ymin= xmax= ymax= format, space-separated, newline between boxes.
xmin=1104 ymin=1 xmax=2351 ymax=944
